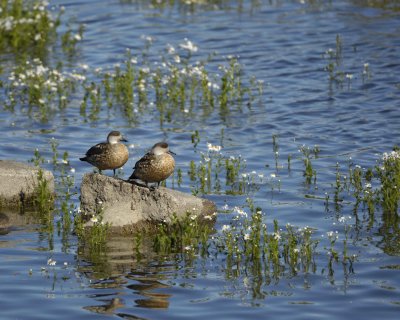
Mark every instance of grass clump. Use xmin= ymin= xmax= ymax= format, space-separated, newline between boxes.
xmin=29 ymin=148 xmax=54 ymax=230
xmin=188 ymin=142 xmax=263 ymax=195
xmin=326 ymin=147 xmax=400 ymax=230
xmin=299 ymin=144 xmax=319 ymax=185
xmin=376 ymin=148 xmax=400 ymax=214
xmin=75 ymin=202 xmax=110 ymax=256
xmin=0 ymin=0 xmax=62 ymax=57
xmin=216 ymin=203 xmax=319 ymax=279
xmin=5 ymin=59 xmax=85 ymax=120
xmin=153 ymin=211 xmax=214 ymax=257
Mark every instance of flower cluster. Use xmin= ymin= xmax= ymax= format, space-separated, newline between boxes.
xmin=382 ymin=150 xmax=400 ymax=162
xmin=0 ymin=0 xmax=61 ymax=54
xmin=6 ymin=59 xmax=87 ymax=117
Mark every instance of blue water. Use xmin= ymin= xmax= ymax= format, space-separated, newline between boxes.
xmin=1 ymin=0 xmax=400 ymax=319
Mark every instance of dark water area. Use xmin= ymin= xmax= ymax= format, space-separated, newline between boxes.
xmin=1 ymin=0 xmax=400 ymax=319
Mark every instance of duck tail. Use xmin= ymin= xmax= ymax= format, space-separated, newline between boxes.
xmin=79 ymin=157 xmax=87 ymax=162
xmin=128 ymin=172 xmax=138 ymax=181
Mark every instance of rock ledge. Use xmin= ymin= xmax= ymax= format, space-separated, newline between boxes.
xmin=0 ymin=160 xmax=54 ymax=209
xmin=80 ymin=173 xmax=216 ymax=232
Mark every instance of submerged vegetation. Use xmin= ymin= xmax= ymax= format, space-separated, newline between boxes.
xmin=1 ymin=2 xmax=262 ymax=123
xmin=27 ymin=136 xmax=399 ymax=292
xmin=3 ymin=39 xmax=262 ymax=122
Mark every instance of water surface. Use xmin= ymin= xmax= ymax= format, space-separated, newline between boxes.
xmin=1 ymin=0 xmax=400 ymax=319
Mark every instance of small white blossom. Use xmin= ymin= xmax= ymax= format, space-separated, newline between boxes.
xmin=47 ymin=258 xmax=56 ymax=266
xmin=207 ymin=143 xmax=222 ymax=152
xmin=179 ymin=38 xmax=198 ymax=53
xmin=273 ymin=232 xmax=281 ymax=241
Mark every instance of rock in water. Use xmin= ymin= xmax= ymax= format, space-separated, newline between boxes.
xmin=0 ymin=160 xmax=54 ymax=209
xmin=80 ymin=173 xmax=216 ymax=232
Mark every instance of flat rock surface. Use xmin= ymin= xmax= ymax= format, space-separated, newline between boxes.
xmin=0 ymin=160 xmax=54 ymax=209
xmin=80 ymin=173 xmax=216 ymax=231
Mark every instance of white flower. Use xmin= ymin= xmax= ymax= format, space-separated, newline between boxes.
xmin=74 ymin=34 xmax=82 ymax=41
xmin=90 ymin=216 xmax=98 ymax=223
xmin=244 ymin=233 xmax=250 ymax=241
xmin=207 ymin=143 xmax=221 ymax=152
xmin=179 ymin=38 xmax=198 ymax=53
xmin=166 ymin=44 xmax=175 ymax=54
xmin=222 ymin=225 xmax=231 ymax=232
xmin=47 ymin=258 xmax=56 ymax=266
xmin=233 ymin=206 xmax=247 ymax=217
xmin=273 ymin=232 xmax=281 ymax=241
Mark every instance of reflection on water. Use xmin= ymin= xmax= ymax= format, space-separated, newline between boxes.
xmin=84 ymin=297 xmax=126 ymax=314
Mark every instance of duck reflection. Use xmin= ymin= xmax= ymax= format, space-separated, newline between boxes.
xmin=127 ymin=272 xmax=171 ymax=309
xmin=84 ymin=297 xmax=125 ymax=314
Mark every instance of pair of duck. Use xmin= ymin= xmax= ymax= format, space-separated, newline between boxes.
xmin=80 ymin=131 xmax=175 ymax=187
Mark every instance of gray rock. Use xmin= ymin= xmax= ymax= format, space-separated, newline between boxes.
xmin=0 ymin=212 xmax=10 ymax=230
xmin=0 ymin=160 xmax=54 ymax=209
xmin=80 ymin=173 xmax=216 ymax=232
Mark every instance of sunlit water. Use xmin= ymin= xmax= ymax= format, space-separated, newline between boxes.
xmin=1 ymin=0 xmax=400 ymax=319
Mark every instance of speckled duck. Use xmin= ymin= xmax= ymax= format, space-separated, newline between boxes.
xmin=80 ymin=131 xmax=129 ymax=176
xmin=128 ymin=142 xmax=175 ymax=187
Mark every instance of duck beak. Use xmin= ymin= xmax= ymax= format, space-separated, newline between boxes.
xmin=168 ymin=150 xmax=176 ymax=155
xmin=121 ymin=137 xmax=128 ymax=142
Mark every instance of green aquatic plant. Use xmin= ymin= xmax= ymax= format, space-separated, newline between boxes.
xmin=326 ymin=148 xmax=400 ymax=232
xmin=0 ymin=0 xmax=62 ymax=58
xmin=61 ymin=23 xmax=84 ymax=57
xmin=191 ymin=130 xmax=200 ymax=147
xmin=33 ymin=166 xmax=54 ymax=216
xmin=324 ymin=34 xmax=345 ymax=83
xmin=5 ymin=59 xmax=84 ymax=120
xmin=299 ymin=144 xmax=317 ymax=185
xmin=29 ymin=149 xmax=54 ymax=232
xmin=3 ymin=37 xmax=261 ymax=125
xmin=74 ymin=202 xmax=110 ymax=254
xmin=323 ymin=34 xmax=373 ymax=89
xmin=188 ymin=142 xmax=262 ymax=195
xmin=153 ymin=211 xmax=214 ymax=256
xmin=216 ymin=204 xmax=319 ymax=280
xmin=376 ymin=149 xmax=400 ymax=214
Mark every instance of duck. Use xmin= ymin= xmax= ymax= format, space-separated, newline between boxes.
xmin=80 ymin=131 xmax=129 ymax=176
xmin=128 ymin=142 xmax=175 ymax=187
